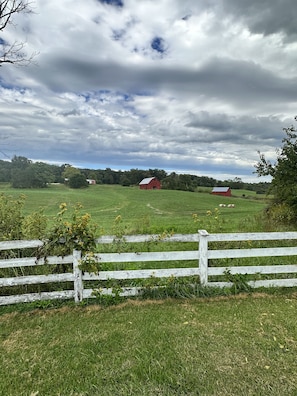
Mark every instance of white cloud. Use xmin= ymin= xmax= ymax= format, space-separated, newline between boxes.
xmin=0 ymin=0 xmax=296 ymax=182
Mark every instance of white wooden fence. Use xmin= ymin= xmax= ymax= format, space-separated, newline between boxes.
xmin=1 ymin=230 xmax=297 ymax=306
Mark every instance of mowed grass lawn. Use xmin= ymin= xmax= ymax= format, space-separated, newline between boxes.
xmin=1 ymin=292 xmax=297 ymax=396
xmin=0 ymin=183 xmax=268 ymax=234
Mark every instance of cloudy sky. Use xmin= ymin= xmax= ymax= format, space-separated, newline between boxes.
xmin=1 ymin=0 xmax=297 ymax=182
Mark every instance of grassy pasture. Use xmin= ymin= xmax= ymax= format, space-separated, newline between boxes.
xmin=1 ymin=293 xmax=297 ymax=395
xmin=0 ymin=183 xmax=268 ymax=235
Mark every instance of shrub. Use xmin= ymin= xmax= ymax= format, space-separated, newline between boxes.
xmin=68 ymin=174 xmax=89 ymax=189
xmin=0 ymin=193 xmax=47 ymax=241
xmin=37 ymin=203 xmax=97 ymax=260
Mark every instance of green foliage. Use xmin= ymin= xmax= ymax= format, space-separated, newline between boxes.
xmin=68 ymin=173 xmax=89 ymax=189
xmin=223 ymin=269 xmax=252 ymax=294
xmin=131 ymin=214 xmax=151 ymax=234
xmin=38 ymin=202 xmax=97 ymax=258
xmin=0 ymin=193 xmax=47 ymax=242
xmin=62 ymin=165 xmax=81 ymax=180
xmin=21 ymin=210 xmax=47 ymax=240
xmin=0 ymin=160 xmax=12 ymax=182
xmin=0 ymin=193 xmax=25 ymax=240
xmin=10 ymin=156 xmax=54 ymax=188
xmin=78 ymin=251 xmax=100 ymax=274
xmin=264 ymin=203 xmax=295 ymax=227
xmin=256 ymin=116 xmax=297 ymax=223
xmin=112 ymin=214 xmax=126 ymax=238
xmin=0 ymin=194 xmax=47 ymax=271
xmin=140 ymin=275 xmax=227 ymax=300
xmin=92 ymin=279 xmax=124 ymax=306
xmin=192 ymin=207 xmax=223 ymax=232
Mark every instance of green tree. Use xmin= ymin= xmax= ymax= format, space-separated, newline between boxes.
xmin=0 ymin=159 xmax=11 ymax=182
xmin=102 ymin=168 xmax=115 ymax=184
xmin=68 ymin=173 xmax=88 ymax=189
xmin=11 ymin=158 xmax=53 ymax=188
xmin=30 ymin=162 xmax=55 ymax=187
xmin=11 ymin=167 xmax=32 ymax=188
xmin=11 ymin=155 xmax=32 ymax=168
xmin=119 ymin=174 xmax=130 ymax=186
xmin=223 ymin=177 xmax=244 ymax=190
xmin=62 ymin=165 xmax=81 ymax=181
xmin=255 ymin=116 xmax=297 ymax=221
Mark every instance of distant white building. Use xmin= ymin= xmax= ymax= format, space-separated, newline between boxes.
xmin=86 ymin=179 xmax=96 ymax=185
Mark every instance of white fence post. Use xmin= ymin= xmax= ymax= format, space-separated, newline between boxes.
xmin=73 ymin=250 xmax=83 ymax=303
xmin=199 ymin=230 xmax=209 ymax=286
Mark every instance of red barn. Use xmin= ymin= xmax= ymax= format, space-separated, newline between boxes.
xmin=139 ymin=177 xmax=161 ymax=190
xmin=211 ymin=187 xmax=231 ymax=197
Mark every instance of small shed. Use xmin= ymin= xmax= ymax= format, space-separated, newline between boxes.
xmin=86 ymin=179 xmax=96 ymax=185
xmin=139 ymin=177 xmax=161 ymax=190
xmin=211 ymin=187 xmax=231 ymax=197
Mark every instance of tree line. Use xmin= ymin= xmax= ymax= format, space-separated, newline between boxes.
xmin=0 ymin=155 xmax=269 ymax=193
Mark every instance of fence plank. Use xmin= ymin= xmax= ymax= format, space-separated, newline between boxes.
xmin=0 ymin=273 xmax=73 ymax=287
xmin=210 ymin=279 xmax=297 ymax=288
xmin=208 ymin=247 xmax=297 ymax=259
xmin=95 ymin=250 xmax=198 ymax=263
xmin=208 ymin=264 xmax=297 ymax=276
xmin=208 ymin=232 xmax=297 ymax=242
xmin=83 ymin=267 xmax=200 ymax=281
xmin=0 ymin=255 xmax=73 ymax=269
xmin=0 ymin=240 xmax=43 ymax=251
xmin=0 ymin=290 xmax=74 ymax=306
xmin=83 ymin=287 xmax=142 ymax=299
xmin=96 ymin=234 xmax=199 ymax=243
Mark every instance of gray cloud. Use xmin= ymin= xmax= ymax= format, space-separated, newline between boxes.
xmin=221 ymin=0 xmax=297 ymax=39
xmin=26 ymin=55 xmax=297 ymax=112
xmin=0 ymin=0 xmax=296 ymax=182
xmin=185 ymin=112 xmax=285 ymax=144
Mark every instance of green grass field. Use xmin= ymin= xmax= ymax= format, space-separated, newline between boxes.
xmin=1 ymin=292 xmax=297 ymax=396
xmin=0 ymin=183 xmax=269 ymax=235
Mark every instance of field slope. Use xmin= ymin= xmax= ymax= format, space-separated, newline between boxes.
xmin=0 ymin=183 xmax=268 ymax=234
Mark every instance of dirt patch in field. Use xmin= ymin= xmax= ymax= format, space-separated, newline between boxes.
xmin=146 ymin=203 xmax=172 ymax=215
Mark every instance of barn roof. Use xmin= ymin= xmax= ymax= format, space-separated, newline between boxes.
xmin=212 ymin=187 xmax=230 ymax=192
xmin=139 ymin=177 xmax=156 ymax=185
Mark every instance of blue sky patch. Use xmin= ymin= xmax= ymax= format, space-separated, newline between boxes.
xmin=151 ymin=37 xmax=166 ymax=53
xmin=99 ymin=0 xmax=124 ymax=7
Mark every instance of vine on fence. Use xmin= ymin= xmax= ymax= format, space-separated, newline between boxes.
xmin=78 ymin=252 xmax=100 ymax=274
xmin=37 ymin=203 xmax=97 ymax=263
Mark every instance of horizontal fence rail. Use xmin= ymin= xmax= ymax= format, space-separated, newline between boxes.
xmin=0 ymin=231 xmax=297 ymax=305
